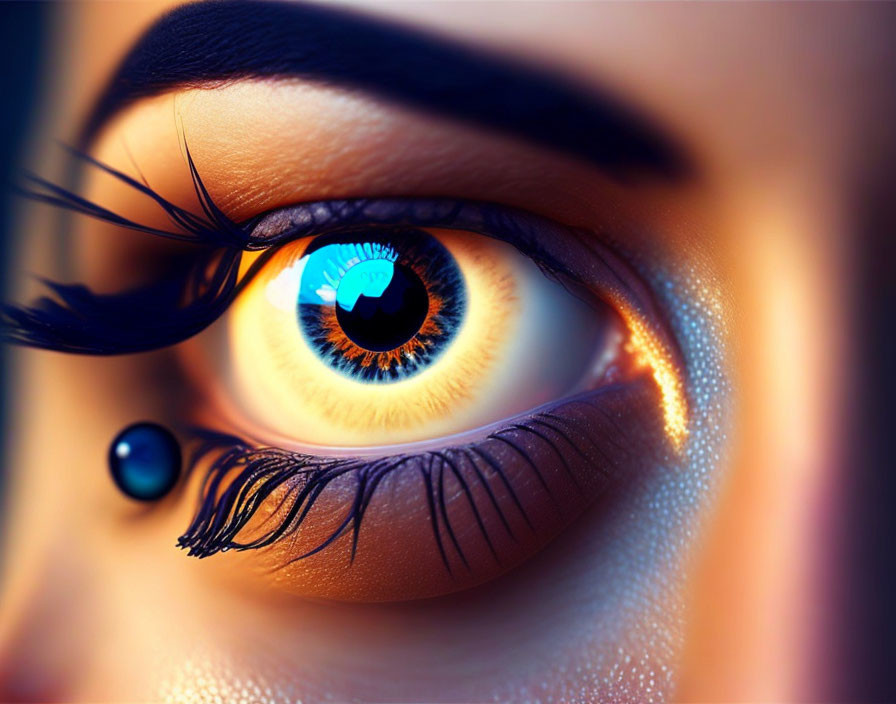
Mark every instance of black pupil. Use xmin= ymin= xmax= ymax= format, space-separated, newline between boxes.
xmin=336 ymin=263 xmax=429 ymax=352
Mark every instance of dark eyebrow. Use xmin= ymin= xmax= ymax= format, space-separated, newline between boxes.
xmin=82 ymin=0 xmax=691 ymax=180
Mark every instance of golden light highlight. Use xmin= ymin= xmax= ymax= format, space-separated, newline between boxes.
xmin=621 ymin=305 xmax=689 ymax=449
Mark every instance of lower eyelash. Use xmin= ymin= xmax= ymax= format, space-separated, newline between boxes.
xmin=177 ymin=380 xmax=661 ymax=573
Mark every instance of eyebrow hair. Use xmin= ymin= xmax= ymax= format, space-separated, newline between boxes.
xmin=82 ymin=0 xmax=691 ymax=180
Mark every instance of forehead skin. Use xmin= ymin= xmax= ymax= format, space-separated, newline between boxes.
xmin=4 ymin=1 xmax=892 ymax=702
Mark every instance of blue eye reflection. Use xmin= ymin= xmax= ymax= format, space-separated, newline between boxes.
xmin=335 ymin=258 xmax=395 ymax=312
xmin=298 ymin=240 xmax=399 ymax=307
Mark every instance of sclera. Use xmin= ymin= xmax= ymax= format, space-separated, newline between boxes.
xmin=204 ymin=228 xmax=612 ymax=448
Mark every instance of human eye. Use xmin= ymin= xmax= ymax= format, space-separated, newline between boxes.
xmin=175 ymin=189 xmax=684 ymax=599
xmin=205 ymin=220 xmax=617 ymax=447
xmin=9 ymin=132 xmax=683 ymax=599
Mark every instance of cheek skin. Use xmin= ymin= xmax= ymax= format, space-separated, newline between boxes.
xmin=678 ymin=188 xmax=849 ymax=701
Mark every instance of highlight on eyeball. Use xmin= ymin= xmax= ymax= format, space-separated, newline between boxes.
xmin=0 ymin=2 xmax=892 ymax=702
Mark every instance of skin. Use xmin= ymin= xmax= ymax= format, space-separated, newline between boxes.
xmin=2 ymin=1 xmax=892 ymax=701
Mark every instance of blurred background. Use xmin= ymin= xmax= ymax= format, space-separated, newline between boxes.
xmin=1 ymin=2 xmax=895 ymax=701
xmin=0 ymin=3 xmax=47 ymax=488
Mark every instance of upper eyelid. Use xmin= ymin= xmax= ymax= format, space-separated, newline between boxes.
xmin=243 ymin=197 xmax=648 ymax=308
xmin=241 ymin=197 xmax=684 ymax=383
xmin=4 ymin=147 xmax=659 ymax=356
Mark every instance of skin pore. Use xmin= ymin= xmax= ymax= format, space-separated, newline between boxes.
xmin=2 ymin=1 xmax=889 ymax=701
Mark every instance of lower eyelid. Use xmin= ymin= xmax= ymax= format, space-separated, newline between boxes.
xmin=178 ymin=375 xmax=667 ymax=601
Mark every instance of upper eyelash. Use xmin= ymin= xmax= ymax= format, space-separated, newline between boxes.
xmin=21 ymin=144 xmax=250 ymax=247
xmin=177 ymin=383 xmax=642 ymax=574
xmin=3 ymin=145 xmax=250 ymax=353
xmin=2 ymin=144 xmax=654 ymax=356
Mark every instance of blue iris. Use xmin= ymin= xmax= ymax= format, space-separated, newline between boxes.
xmin=297 ymin=229 xmax=465 ymax=382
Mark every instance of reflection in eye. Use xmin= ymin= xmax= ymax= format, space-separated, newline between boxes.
xmin=208 ymin=227 xmax=612 ymax=447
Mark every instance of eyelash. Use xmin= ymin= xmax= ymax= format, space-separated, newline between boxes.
xmin=180 ymin=382 xmax=649 ymax=574
xmin=3 ymin=145 xmax=655 ymax=355
xmin=3 ymin=145 xmax=669 ymax=570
